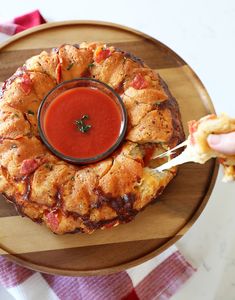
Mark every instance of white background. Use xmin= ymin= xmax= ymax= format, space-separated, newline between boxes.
xmin=1 ymin=0 xmax=235 ymax=299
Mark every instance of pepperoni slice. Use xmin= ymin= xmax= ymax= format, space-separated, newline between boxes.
xmin=55 ymin=63 xmax=62 ymax=83
xmin=20 ymin=159 xmax=39 ymax=175
xmin=188 ymin=120 xmax=199 ymax=145
xmin=104 ymin=220 xmax=119 ymax=228
xmin=20 ymin=73 xmax=32 ymax=95
xmin=95 ymin=48 xmax=111 ymax=63
xmin=45 ymin=210 xmax=60 ymax=231
xmin=130 ymin=73 xmax=148 ymax=89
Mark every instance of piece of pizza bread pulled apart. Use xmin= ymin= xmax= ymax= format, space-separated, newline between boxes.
xmin=188 ymin=114 xmax=235 ymax=182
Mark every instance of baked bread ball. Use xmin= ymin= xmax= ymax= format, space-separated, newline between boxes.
xmin=0 ymin=42 xmax=184 ymax=234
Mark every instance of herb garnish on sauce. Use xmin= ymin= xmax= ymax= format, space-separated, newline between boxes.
xmin=75 ymin=114 xmax=92 ymax=133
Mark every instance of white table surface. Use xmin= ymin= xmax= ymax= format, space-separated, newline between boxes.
xmin=1 ymin=0 xmax=235 ymax=299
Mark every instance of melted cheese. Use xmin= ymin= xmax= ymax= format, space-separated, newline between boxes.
xmin=155 ymin=139 xmax=213 ymax=172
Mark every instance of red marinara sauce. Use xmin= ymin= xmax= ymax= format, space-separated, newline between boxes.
xmin=44 ymin=87 xmax=122 ymax=159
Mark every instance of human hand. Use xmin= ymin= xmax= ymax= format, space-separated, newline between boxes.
xmin=207 ymin=132 xmax=235 ymax=155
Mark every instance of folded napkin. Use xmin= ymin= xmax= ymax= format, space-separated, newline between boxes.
xmin=0 ymin=10 xmax=196 ymax=300
xmin=0 ymin=245 xmax=195 ymax=300
xmin=0 ymin=10 xmax=46 ymax=36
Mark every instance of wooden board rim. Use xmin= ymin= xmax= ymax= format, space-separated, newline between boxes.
xmin=0 ymin=20 xmax=190 ymax=66
xmin=0 ymin=20 xmax=219 ymax=276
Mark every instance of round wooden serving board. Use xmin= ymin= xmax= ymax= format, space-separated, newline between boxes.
xmin=0 ymin=21 xmax=218 ymax=276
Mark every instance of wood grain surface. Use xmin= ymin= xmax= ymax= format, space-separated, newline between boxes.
xmin=0 ymin=21 xmax=218 ymax=276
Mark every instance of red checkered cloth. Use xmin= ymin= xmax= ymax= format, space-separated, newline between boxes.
xmin=0 ymin=10 xmax=196 ymax=300
xmin=0 ymin=246 xmax=195 ymax=300
xmin=0 ymin=10 xmax=46 ymax=35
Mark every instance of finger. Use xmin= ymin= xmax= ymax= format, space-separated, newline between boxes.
xmin=207 ymin=132 xmax=235 ymax=155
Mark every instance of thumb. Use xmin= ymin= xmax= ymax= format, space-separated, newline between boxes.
xmin=207 ymin=132 xmax=235 ymax=155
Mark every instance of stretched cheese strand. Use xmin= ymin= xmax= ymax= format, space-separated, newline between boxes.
xmin=155 ymin=139 xmax=208 ymax=172
xmin=154 ymin=114 xmax=235 ymax=182
xmin=152 ymin=140 xmax=188 ymax=160
xmin=156 ymin=146 xmax=192 ymax=172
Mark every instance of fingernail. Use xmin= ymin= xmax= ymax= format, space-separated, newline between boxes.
xmin=207 ymin=134 xmax=221 ymax=145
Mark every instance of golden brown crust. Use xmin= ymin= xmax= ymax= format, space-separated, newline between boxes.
xmin=90 ymin=52 xmax=125 ymax=89
xmin=30 ymin=163 xmax=76 ymax=207
xmin=58 ymin=45 xmax=93 ymax=81
xmin=0 ymin=137 xmax=46 ymax=178
xmin=0 ymin=103 xmax=30 ymax=139
xmin=0 ymin=42 xmax=185 ymax=234
xmin=127 ymin=107 xmax=174 ymax=143
xmin=25 ymin=50 xmax=59 ymax=80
